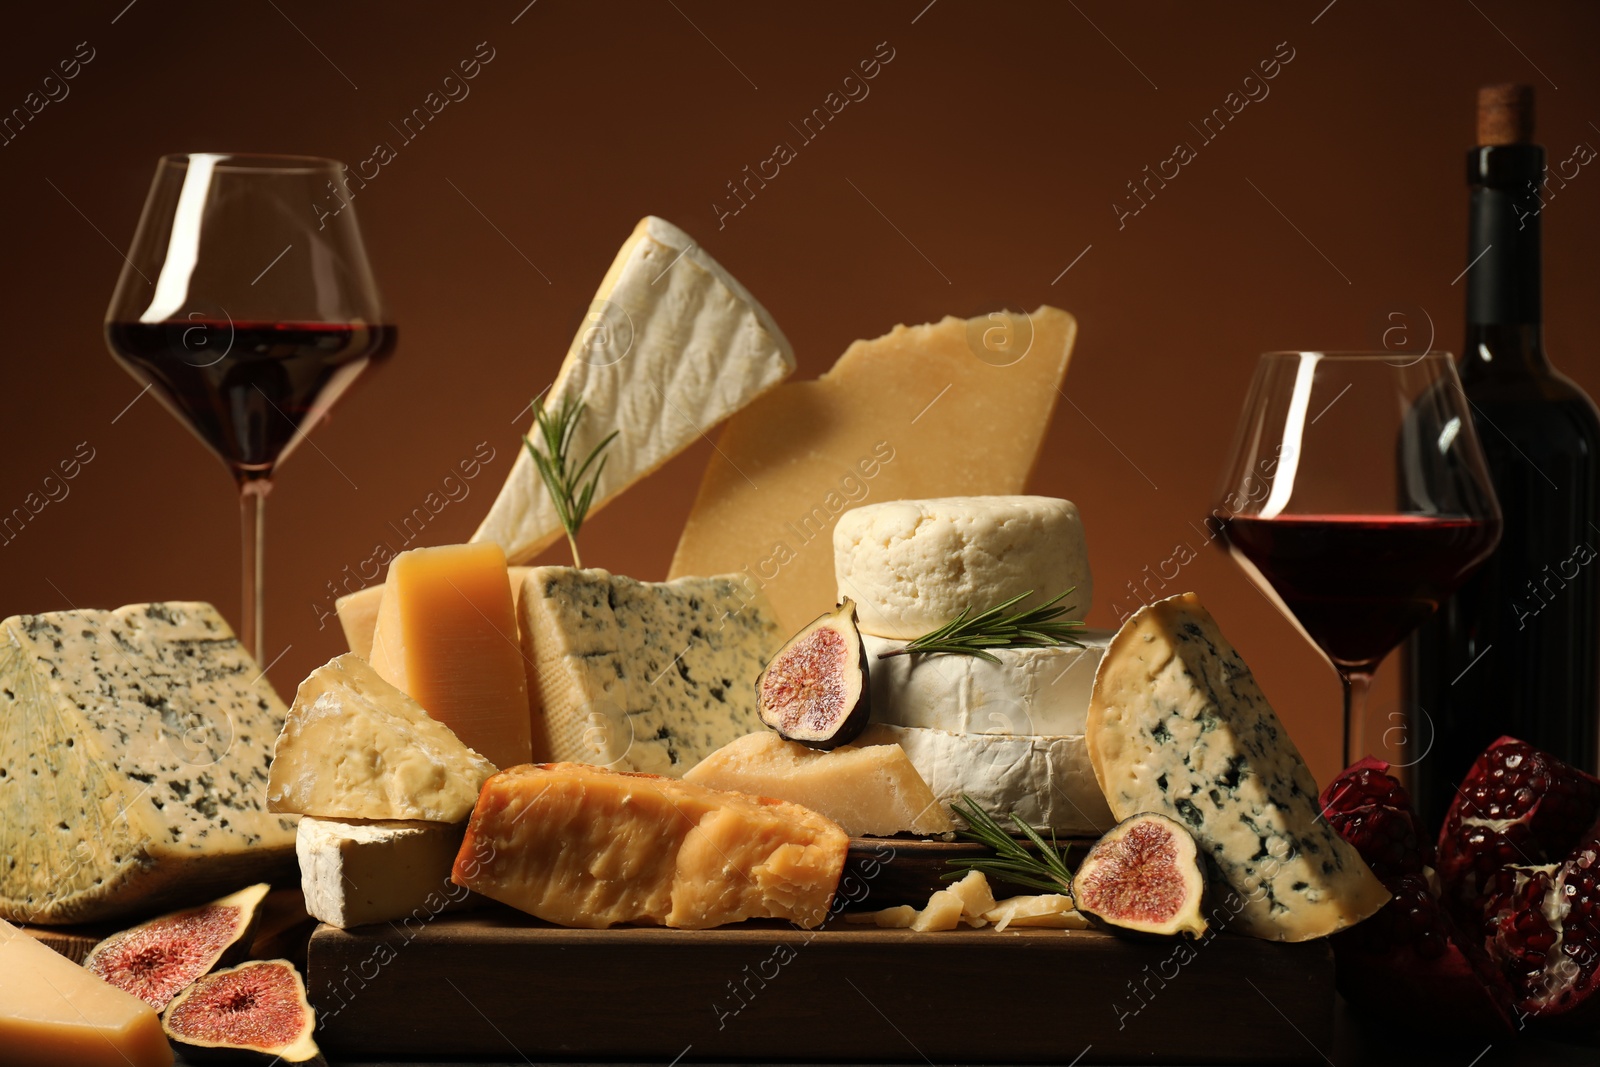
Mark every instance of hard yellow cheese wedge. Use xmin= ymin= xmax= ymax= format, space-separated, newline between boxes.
xmin=268 ymin=654 xmax=497 ymax=823
xmin=669 ymin=307 xmax=1076 ymax=632
xmin=0 ymin=917 xmax=173 ymax=1067
xmin=368 ymin=543 xmax=531 ymax=769
xmin=684 ymin=731 xmax=952 ymax=836
xmin=452 ymin=763 xmax=848 ymax=929
xmin=336 ymin=566 xmax=537 ymax=662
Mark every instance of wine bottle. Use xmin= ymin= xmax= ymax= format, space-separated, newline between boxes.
xmin=1406 ymin=84 xmax=1600 ymax=830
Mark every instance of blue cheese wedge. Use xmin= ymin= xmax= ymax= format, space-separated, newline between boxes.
xmin=1086 ymin=593 xmax=1389 ymax=941
xmin=519 ymin=568 xmax=783 ymax=775
xmin=0 ymin=603 xmax=298 ymax=925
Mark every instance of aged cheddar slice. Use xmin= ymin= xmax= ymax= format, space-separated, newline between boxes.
xmin=670 ymin=307 xmax=1076 ymax=632
xmin=473 ymin=216 xmax=795 ymax=564
xmin=0 ymin=602 xmax=298 ymax=925
xmin=297 ymin=816 xmax=471 ymax=930
xmin=520 ymin=567 xmax=781 ymax=774
xmin=684 ymin=731 xmax=952 ymax=836
xmin=1086 ymin=593 xmax=1390 ymax=942
xmin=835 ymin=496 xmax=1093 ymax=639
xmin=368 ymin=543 xmax=531 ymax=769
xmin=861 ymin=631 xmax=1113 ymax=736
xmin=0 ymin=918 xmax=173 ymax=1067
xmin=336 ymin=566 xmax=536 ymax=661
xmin=858 ymin=723 xmax=1114 ymax=836
xmin=452 ymin=763 xmax=848 ymax=929
xmin=268 ymin=654 xmax=496 ymax=823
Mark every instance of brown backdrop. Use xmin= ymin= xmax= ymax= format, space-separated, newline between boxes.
xmin=2 ymin=0 xmax=1596 ymax=786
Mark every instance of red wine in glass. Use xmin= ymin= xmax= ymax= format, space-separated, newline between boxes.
xmin=1213 ymin=352 xmax=1501 ymax=772
xmin=105 ymin=153 xmax=392 ymax=666
xmin=1220 ymin=514 xmax=1500 ymax=673
xmin=106 ymin=320 xmax=395 ymax=476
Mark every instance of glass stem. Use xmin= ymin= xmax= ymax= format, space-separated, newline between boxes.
xmin=240 ymin=479 xmax=270 ymax=667
xmin=1340 ymin=668 xmax=1374 ymax=770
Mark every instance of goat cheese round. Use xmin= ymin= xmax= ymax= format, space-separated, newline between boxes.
xmin=834 ymin=496 xmax=1092 ymax=640
xmin=862 ymin=631 xmax=1113 ymax=736
xmin=858 ymin=723 xmax=1114 ymax=835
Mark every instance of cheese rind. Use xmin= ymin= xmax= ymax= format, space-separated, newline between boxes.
xmin=835 ymin=496 xmax=1092 ymax=639
xmin=862 ymin=632 xmax=1112 ymax=736
xmin=670 ymin=307 xmax=1076 ymax=633
xmin=0 ymin=602 xmax=298 ymax=925
xmin=520 ymin=567 xmax=782 ymax=774
xmin=0 ymin=917 xmax=174 ymax=1067
xmin=368 ymin=543 xmax=531 ymax=770
xmin=858 ymin=724 xmax=1113 ymax=835
xmin=1086 ymin=593 xmax=1390 ymax=942
xmin=296 ymin=817 xmax=470 ymax=930
xmin=683 ymin=731 xmax=952 ymax=836
xmin=473 ymin=216 xmax=795 ymax=564
xmin=452 ymin=763 xmax=848 ymax=929
xmin=268 ymin=654 xmax=497 ymax=824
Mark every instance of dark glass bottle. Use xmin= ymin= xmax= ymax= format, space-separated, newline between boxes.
xmin=1406 ymin=85 xmax=1600 ymax=831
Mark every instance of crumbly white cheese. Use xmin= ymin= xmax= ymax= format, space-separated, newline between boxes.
xmin=520 ymin=568 xmax=783 ymax=775
xmin=858 ymin=724 xmax=1114 ymax=835
xmin=1086 ymin=593 xmax=1390 ymax=942
xmin=296 ymin=817 xmax=470 ymax=930
xmin=862 ymin=631 xmax=1112 ymax=736
xmin=473 ymin=216 xmax=795 ymax=564
xmin=0 ymin=603 xmax=299 ymax=924
xmin=267 ymin=654 xmax=497 ymax=824
xmin=834 ymin=496 xmax=1092 ymax=639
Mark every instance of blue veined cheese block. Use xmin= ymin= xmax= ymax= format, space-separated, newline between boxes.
xmin=519 ymin=568 xmax=783 ymax=776
xmin=1087 ymin=592 xmax=1390 ymax=942
xmin=0 ymin=602 xmax=298 ymax=925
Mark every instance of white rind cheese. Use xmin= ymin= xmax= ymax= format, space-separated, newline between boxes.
xmin=0 ymin=603 xmax=299 ymax=925
xmin=268 ymin=654 xmax=497 ymax=824
xmin=473 ymin=216 xmax=795 ymax=563
xmin=1086 ymin=593 xmax=1390 ymax=942
xmin=520 ymin=568 xmax=783 ymax=775
xmin=858 ymin=724 xmax=1114 ymax=836
xmin=862 ymin=631 xmax=1112 ymax=736
xmin=296 ymin=817 xmax=471 ymax=930
xmin=834 ymin=496 xmax=1092 ymax=639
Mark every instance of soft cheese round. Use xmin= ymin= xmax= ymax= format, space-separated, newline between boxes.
xmin=858 ymin=723 xmax=1114 ymax=835
xmin=862 ymin=631 xmax=1113 ymax=736
xmin=834 ymin=496 xmax=1092 ymax=640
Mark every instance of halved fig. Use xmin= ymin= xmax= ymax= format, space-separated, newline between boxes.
xmin=83 ymin=882 xmax=271 ymax=1010
xmin=756 ymin=599 xmax=870 ymax=749
xmin=161 ymin=958 xmax=322 ymax=1064
xmin=1071 ymin=813 xmax=1208 ymax=938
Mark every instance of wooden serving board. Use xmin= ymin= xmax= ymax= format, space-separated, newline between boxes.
xmin=306 ymin=910 xmax=1335 ymax=1064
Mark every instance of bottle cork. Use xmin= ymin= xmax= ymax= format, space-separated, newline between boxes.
xmin=1477 ymin=83 xmax=1535 ymax=145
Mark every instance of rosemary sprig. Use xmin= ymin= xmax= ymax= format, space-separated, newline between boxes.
xmin=523 ymin=394 xmax=618 ymax=569
xmin=942 ymin=794 xmax=1075 ymax=894
xmin=877 ymin=589 xmax=1084 ymax=663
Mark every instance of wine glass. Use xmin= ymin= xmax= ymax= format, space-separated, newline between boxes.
xmin=105 ymin=154 xmax=395 ymax=665
xmin=1213 ymin=352 xmax=1501 ymax=773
